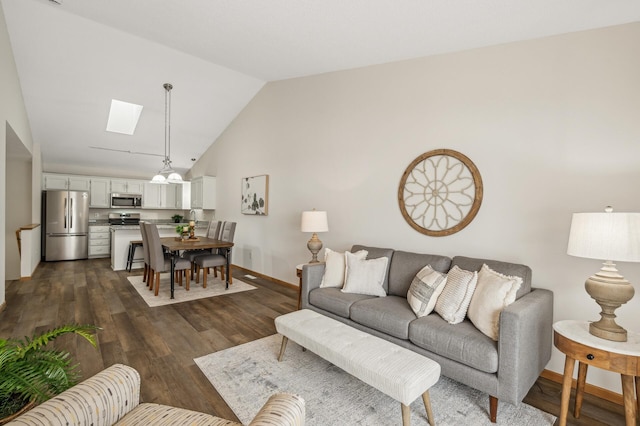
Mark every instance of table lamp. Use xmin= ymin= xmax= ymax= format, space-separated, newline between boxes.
xmin=567 ymin=207 xmax=640 ymax=342
xmin=301 ymin=210 xmax=328 ymax=263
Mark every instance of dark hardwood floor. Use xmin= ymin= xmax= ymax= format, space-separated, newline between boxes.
xmin=0 ymin=259 xmax=626 ymax=425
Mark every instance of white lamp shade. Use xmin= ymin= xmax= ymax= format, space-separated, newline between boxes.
xmin=567 ymin=212 xmax=640 ymax=262
xmin=150 ymin=173 xmax=168 ymax=184
xmin=167 ymin=172 xmax=184 ymax=183
xmin=301 ymin=211 xmax=328 ymax=233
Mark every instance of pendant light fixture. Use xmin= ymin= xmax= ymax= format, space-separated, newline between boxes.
xmin=150 ymin=83 xmax=183 ymax=184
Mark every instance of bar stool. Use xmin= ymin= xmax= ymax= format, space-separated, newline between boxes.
xmin=126 ymin=240 xmax=144 ymax=272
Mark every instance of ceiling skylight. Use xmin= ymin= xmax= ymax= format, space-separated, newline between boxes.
xmin=106 ymin=99 xmax=143 ymax=135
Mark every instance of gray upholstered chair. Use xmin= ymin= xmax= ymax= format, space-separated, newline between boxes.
xmin=144 ymin=222 xmax=192 ymax=296
xmin=139 ymin=221 xmax=151 ymax=286
xmin=181 ymin=220 xmax=222 ymax=279
xmin=194 ymin=221 xmax=236 ymax=287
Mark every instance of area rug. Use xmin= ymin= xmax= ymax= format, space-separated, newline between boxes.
xmin=126 ymin=273 xmax=256 ymax=307
xmin=195 ymin=335 xmax=556 ymax=426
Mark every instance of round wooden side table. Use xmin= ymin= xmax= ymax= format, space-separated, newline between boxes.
xmin=553 ymin=320 xmax=640 ymax=426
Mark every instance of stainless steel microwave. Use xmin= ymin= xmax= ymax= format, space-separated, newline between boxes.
xmin=110 ymin=193 xmax=142 ymax=209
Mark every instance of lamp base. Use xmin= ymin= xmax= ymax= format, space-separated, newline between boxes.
xmin=589 ymin=321 xmax=627 ymax=342
xmin=585 ymin=261 xmax=635 ymax=342
xmin=307 ymin=233 xmax=323 ymax=263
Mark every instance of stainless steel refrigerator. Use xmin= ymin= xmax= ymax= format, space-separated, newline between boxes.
xmin=43 ymin=190 xmax=89 ymax=261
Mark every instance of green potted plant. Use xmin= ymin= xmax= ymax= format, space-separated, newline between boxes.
xmin=0 ymin=324 xmax=99 ymax=423
xmin=171 ymin=214 xmax=183 ymax=223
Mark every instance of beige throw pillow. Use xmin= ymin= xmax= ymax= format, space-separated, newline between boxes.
xmin=407 ymin=265 xmax=448 ymax=318
xmin=467 ymin=264 xmax=522 ymax=341
xmin=434 ymin=265 xmax=478 ymax=324
xmin=341 ymin=251 xmax=388 ymax=297
xmin=319 ymin=248 xmax=368 ymax=288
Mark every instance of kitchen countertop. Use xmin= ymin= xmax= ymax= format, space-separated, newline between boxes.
xmin=109 ymin=221 xmax=209 ymax=230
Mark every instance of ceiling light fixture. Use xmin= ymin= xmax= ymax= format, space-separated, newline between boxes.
xmin=151 ymin=83 xmax=183 ymax=184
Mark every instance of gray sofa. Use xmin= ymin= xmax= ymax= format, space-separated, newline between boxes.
xmin=300 ymin=245 xmax=553 ymax=423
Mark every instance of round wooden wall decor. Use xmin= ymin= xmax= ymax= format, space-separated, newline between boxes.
xmin=398 ymin=149 xmax=483 ymax=237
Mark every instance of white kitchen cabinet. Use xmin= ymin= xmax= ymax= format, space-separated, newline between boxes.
xmin=89 ymin=178 xmax=110 ymax=207
xmin=111 ymin=179 xmax=145 ymax=194
xmin=142 ymin=182 xmax=179 ymax=209
xmin=180 ymin=182 xmax=191 ymax=209
xmin=68 ymin=176 xmax=91 ymax=191
xmin=43 ymin=173 xmax=90 ymax=191
xmin=190 ymin=176 xmax=216 ymax=209
xmin=89 ymin=225 xmax=110 ymax=258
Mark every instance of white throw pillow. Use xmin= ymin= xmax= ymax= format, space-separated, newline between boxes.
xmin=467 ymin=264 xmax=523 ymax=341
xmin=341 ymin=251 xmax=388 ymax=297
xmin=434 ymin=265 xmax=478 ymax=324
xmin=319 ymin=248 xmax=368 ymax=288
xmin=407 ymin=265 xmax=448 ymax=318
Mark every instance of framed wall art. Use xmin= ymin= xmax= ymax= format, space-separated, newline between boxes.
xmin=398 ymin=149 xmax=483 ymax=237
xmin=241 ymin=175 xmax=269 ymax=215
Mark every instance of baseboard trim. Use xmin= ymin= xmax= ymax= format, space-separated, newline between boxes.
xmin=0 ymin=300 xmax=6 ymax=313
xmin=19 ymin=276 xmax=32 ymax=281
xmin=540 ymin=369 xmax=623 ymax=406
xmin=232 ymin=265 xmax=298 ymax=290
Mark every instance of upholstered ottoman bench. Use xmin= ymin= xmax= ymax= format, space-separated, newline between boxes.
xmin=275 ymin=309 xmax=440 ymax=426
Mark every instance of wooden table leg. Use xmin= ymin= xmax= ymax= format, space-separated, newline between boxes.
xmin=636 ymin=376 xmax=640 ymax=415
xmin=559 ymin=355 xmax=576 ymax=426
xmin=621 ymin=374 xmax=636 ymax=426
xmin=574 ymin=362 xmax=588 ymax=418
xmin=401 ymin=403 xmax=411 ymax=426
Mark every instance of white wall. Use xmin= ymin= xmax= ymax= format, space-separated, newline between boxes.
xmin=0 ymin=3 xmax=34 ymax=306
xmin=190 ymin=22 xmax=640 ymax=393
xmin=5 ymin=157 xmax=31 ymax=280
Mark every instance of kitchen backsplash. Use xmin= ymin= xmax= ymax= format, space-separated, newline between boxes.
xmin=89 ymin=208 xmax=216 ymax=222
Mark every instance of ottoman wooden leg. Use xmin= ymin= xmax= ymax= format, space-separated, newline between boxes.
xmin=278 ymin=336 xmax=289 ymax=362
xmin=401 ymin=403 xmax=411 ymax=426
xmin=422 ymin=391 xmax=435 ymax=426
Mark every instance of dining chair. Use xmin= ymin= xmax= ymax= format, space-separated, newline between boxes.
xmin=139 ymin=221 xmax=150 ymax=286
xmin=144 ymin=222 xmax=192 ymax=296
xmin=181 ymin=220 xmax=222 ymax=279
xmin=194 ymin=221 xmax=236 ymax=288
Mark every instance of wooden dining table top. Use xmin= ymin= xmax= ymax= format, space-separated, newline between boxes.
xmin=160 ymin=236 xmax=234 ymax=251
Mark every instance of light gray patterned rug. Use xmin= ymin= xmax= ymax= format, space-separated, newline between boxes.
xmin=195 ymin=334 xmax=556 ymax=426
xmin=127 ymin=274 xmax=256 ymax=307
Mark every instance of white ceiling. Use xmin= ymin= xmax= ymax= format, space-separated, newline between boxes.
xmin=3 ymin=0 xmax=640 ymax=179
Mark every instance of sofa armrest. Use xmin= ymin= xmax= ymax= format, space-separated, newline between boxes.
xmin=249 ymin=393 xmax=305 ymax=426
xmin=497 ymin=288 xmax=554 ymax=404
xmin=300 ymin=263 xmax=325 ymax=309
xmin=10 ymin=364 xmax=141 ymax=426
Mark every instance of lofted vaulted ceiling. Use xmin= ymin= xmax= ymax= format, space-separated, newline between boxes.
xmin=3 ymin=0 xmax=640 ymax=179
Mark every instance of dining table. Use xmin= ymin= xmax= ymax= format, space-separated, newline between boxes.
xmin=160 ymin=236 xmax=234 ymax=299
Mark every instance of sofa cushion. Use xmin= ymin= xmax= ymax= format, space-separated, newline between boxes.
xmin=434 ymin=266 xmax=478 ymax=324
xmin=408 ymin=314 xmax=499 ymax=373
xmin=342 ymin=252 xmax=388 ymax=297
xmin=451 ymin=256 xmax=532 ymax=299
xmin=467 ymin=264 xmax=522 ymax=341
xmin=351 ymin=245 xmax=394 ymax=292
xmin=309 ymin=287 xmax=375 ymax=318
xmin=349 ymin=296 xmax=416 ymax=339
xmin=320 ymin=248 xmax=368 ymax=288
xmin=388 ymin=251 xmax=452 ymax=297
xmin=407 ymin=265 xmax=447 ymax=318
